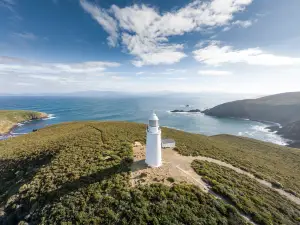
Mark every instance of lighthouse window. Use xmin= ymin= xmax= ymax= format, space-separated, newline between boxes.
xmin=149 ymin=120 xmax=158 ymax=127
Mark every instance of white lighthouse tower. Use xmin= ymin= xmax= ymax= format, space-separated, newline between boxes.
xmin=146 ymin=112 xmax=162 ymax=167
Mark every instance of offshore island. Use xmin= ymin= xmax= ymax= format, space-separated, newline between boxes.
xmin=0 ymin=109 xmax=300 ymax=224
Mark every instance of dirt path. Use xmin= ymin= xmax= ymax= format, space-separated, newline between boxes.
xmin=131 ymin=143 xmax=257 ymax=224
xmin=131 ymin=142 xmax=300 ymax=207
xmin=131 ymin=142 xmax=210 ymax=191
xmin=190 ymin=155 xmax=300 ymax=205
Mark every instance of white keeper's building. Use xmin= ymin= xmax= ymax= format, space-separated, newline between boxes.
xmin=161 ymin=139 xmax=176 ymax=148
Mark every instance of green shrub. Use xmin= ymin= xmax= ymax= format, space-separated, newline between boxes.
xmin=167 ymin=177 xmax=175 ymax=183
xmin=192 ymin=160 xmax=300 ymax=225
xmin=0 ymin=122 xmax=248 ymax=224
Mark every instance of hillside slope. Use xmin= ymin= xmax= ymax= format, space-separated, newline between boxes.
xmin=1 ymin=122 xmax=300 ymax=224
xmin=203 ymin=92 xmax=300 ymax=125
xmin=0 ymin=110 xmax=48 ymax=134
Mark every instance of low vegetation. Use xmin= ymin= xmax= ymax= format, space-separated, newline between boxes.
xmin=0 ymin=110 xmax=47 ymax=134
xmin=168 ymin=129 xmax=300 ymax=196
xmin=191 ymin=160 xmax=300 ymax=225
xmin=1 ymin=121 xmax=300 ymax=224
xmin=0 ymin=122 xmax=247 ymax=224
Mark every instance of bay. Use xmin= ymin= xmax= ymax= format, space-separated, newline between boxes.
xmin=0 ymin=93 xmax=287 ymax=145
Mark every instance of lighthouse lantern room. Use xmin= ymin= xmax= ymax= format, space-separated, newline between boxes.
xmin=145 ymin=112 xmax=162 ymax=167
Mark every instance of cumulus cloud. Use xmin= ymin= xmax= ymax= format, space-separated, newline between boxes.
xmin=193 ymin=42 xmax=300 ymax=66
xmin=198 ymin=70 xmax=232 ymax=76
xmin=80 ymin=0 xmax=253 ymax=66
xmin=0 ymin=56 xmax=121 ymax=79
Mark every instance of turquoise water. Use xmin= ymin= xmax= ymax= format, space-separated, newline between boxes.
xmin=0 ymin=94 xmax=287 ymax=145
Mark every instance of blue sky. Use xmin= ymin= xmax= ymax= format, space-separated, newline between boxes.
xmin=1 ymin=0 xmax=300 ymax=94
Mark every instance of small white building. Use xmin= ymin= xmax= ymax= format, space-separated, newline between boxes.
xmin=145 ymin=112 xmax=162 ymax=167
xmin=162 ymin=139 xmax=176 ymax=148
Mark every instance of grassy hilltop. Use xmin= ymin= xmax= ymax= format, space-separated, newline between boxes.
xmin=0 ymin=121 xmax=300 ymax=224
xmin=0 ymin=110 xmax=48 ymax=134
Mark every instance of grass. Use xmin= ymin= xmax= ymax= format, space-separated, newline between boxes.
xmin=191 ymin=160 xmax=300 ymax=225
xmin=0 ymin=121 xmax=247 ymax=224
xmin=0 ymin=110 xmax=47 ymax=134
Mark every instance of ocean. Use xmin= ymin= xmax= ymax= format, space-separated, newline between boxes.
xmin=0 ymin=94 xmax=287 ymax=145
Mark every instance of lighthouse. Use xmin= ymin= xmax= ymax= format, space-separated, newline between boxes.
xmin=146 ymin=112 xmax=162 ymax=167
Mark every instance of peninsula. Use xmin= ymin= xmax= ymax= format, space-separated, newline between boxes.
xmin=202 ymin=92 xmax=300 ymax=147
xmin=0 ymin=110 xmax=48 ymax=135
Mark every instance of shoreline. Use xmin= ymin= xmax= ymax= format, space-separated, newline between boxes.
xmin=0 ymin=112 xmax=48 ymax=136
xmin=203 ymin=114 xmax=293 ymax=147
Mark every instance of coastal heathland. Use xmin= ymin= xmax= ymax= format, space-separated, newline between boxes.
xmin=1 ymin=121 xmax=300 ymax=224
xmin=0 ymin=110 xmax=47 ymax=134
xmin=0 ymin=121 xmax=246 ymax=224
xmin=192 ymin=160 xmax=300 ymax=225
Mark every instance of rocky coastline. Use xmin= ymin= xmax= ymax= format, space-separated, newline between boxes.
xmin=202 ymin=92 xmax=300 ymax=148
xmin=0 ymin=110 xmax=48 ymax=135
xmin=171 ymin=109 xmax=201 ymax=113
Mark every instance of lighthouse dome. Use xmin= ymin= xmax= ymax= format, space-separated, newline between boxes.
xmin=149 ymin=112 xmax=159 ymax=121
xmin=149 ymin=112 xmax=159 ymax=127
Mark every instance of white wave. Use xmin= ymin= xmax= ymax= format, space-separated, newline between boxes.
xmin=251 ymin=124 xmax=288 ymax=146
xmin=43 ymin=114 xmax=56 ymax=120
xmin=168 ymin=111 xmax=203 ymax=115
xmin=17 ymin=123 xmax=24 ymax=127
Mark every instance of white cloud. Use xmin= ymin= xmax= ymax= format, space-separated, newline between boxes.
xmin=27 ymin=75 xmax=62 ymax=81
xmin=12 ymin=32 xmax=37 ymax=40
xmin=223 ymin=19 xmax=254 ymax=32
xmin=16 ymin=82 xmax=34 ymax=86
xmin=0 ymin=56 xmax=121 ymax=77
xmin=198 ymin=70 xmax=232 ymax=76
xmin=152 ymin=68 xmax=187 ymax=75
xmin=166 ymin=77 xmax=186 ymax=80
xmin=193 ymin=42 xmax=300 ymax=66
xmin=222 ymin=27 xmax=231 ymax=32
xmin=111 ymin=75 xmax=125 ymax=80
xmin=232 ymin=20 xmax=253 ymax=28
xmin=80 ymin=0 xmax=119 ymax=47
xmin=136 ymin=71 xmax=145 ymax=75
xmin=80 ymin=0 xmax=253 ymax=66
xmin=166 ymin=69 xmax=187 ymax=73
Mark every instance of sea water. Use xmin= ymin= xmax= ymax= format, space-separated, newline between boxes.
xmin=0 ymin=94 xmax=287 ymax=145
